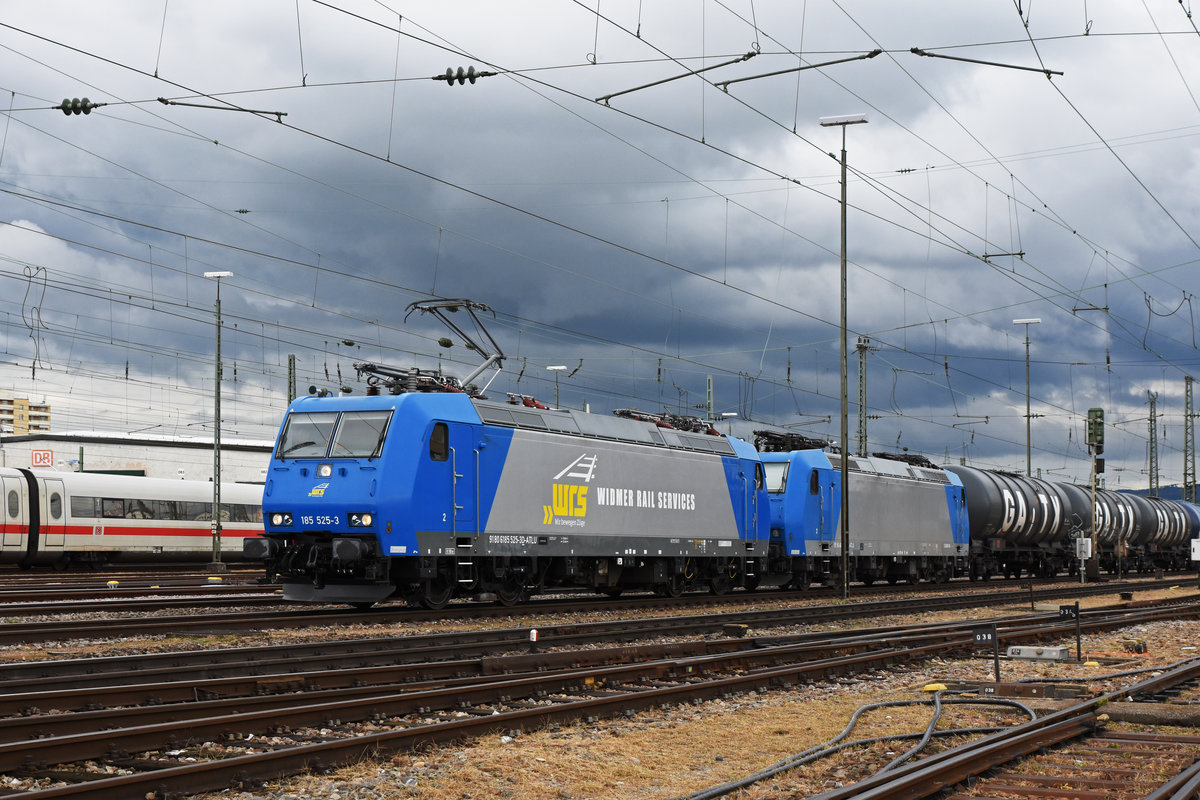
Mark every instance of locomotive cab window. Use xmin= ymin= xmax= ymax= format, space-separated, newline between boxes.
xmin=331 ymin=410 xmax=393 ymax=458
xmin=276 ymin=412 xmax=338 ymax=459
xmin=763 ymin=461 xmax=789 ymax=494
xmin=429 ymin=422 xmax=449 ymax=462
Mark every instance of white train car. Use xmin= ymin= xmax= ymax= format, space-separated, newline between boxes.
xmin=0 ymin=467 xmax=263 ymax=567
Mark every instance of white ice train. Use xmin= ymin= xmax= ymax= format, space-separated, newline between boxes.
xmin=0 ymin=467 xmax=263 ymax=568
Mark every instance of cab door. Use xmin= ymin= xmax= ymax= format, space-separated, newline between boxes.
xmin=1 ymin=475 xmax=26 ymax=553
xmin=745 ymin=462 xmax=764 ymax=539
xmin=447 ymin=423 xmax=476 ymax=533
xmin=429 ymin=421 xmax=475 ymax=534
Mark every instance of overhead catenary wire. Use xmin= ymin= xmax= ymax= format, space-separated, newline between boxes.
xmin=2 ymin=4 xmax=1200 ymax=482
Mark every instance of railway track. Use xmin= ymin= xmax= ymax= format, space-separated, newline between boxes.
xmin=1 ymin=595 xmax=1199 ymax=798
xmin=0 ymin=568 xmax=1183 ymax=615
xmin=0 ymin=564 xmax=263 ymax=583
xmin=0 ymin=568 xmax=269 ymax=606
xmin=803 ymin=656 xmax=1200 ymax=800
xmin=0 ymin=576 xmax=1186 ymax=646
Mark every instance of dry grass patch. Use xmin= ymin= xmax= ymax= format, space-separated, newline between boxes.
xmin=204 ymin=681 xmax=1039 ymax=800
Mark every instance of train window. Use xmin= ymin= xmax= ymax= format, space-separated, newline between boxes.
xmin=755 ymin=463 xmax=764 ymax=491
xmin=102 ymin=498 xmax=124 ymax=518
xmin=151 ymin=499 xmax=177 ymax=519
xmin=6 ymin=490 xmax=17 ymax=518
xmin=429 ymin=422 xmax=449 ymax=462
xmin=276 ymin=412 xmax=338 ymax=459
xmin=762 ymin=461 xmax=789 ymax=494
xmin=48 ymin=492 xmax=62 ymax=520
xmin=181 ymin=501 xmax=210 ymax=520
xmin=71 ymin=496 xmax=98 ymax=517
xmin=127 ymin=500 xmax=153 ymax=519
xmin=809 ymin=470 xmax=819 ymax=495
xmin=233 ymin=503 xmax=264 ymax=523
xmin=330 ymin=410 xmax=392 ymax=458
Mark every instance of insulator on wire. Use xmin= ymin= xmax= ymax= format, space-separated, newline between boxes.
xmin=434 ymin=66 xmax=494 ymax=86
xmin=59 ymin=97 xmax=99 ymax=115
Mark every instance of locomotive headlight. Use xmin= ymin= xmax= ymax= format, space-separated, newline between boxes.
xmin=270 ymin=512 xmax=293 ymax=527
xmin=317 ymin=463 xmax=333 ymax=478
xmin=348 ymin=512 xmax=374 ymax=527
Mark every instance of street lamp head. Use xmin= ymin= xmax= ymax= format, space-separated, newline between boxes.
xmin=203 ymin=271 xmax=234 ymax=279
xmin=819 ymin=113 xmax=869 ymax=127
xmin=720 ymin=412 xmax=738 ymax=418
xmin=1012 ymin=318 xmax=1041 ymax=325
xmin=546 ymin=365 xmax=567 ymax=372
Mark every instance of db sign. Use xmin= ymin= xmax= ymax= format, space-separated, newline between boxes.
xmin=31 ymin=450 xmax=53 ymax=468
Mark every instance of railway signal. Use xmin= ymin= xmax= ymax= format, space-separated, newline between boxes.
xmin=1086 ymin=408 xmax=1104 ymax=582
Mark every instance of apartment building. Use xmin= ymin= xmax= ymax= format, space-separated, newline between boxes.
xmin=0 ymin=396 xmax=51 ymax=435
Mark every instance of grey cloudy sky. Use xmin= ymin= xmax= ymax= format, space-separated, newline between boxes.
xmin=1 ymin=1 xmax=1199 ymax=488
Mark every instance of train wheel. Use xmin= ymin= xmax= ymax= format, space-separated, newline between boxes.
xmin=709 ymin=575 xmax=731 ymax=595
xmin=709 ymin=559 xmax=738 ymax=595
xmin=656 ymin=575 xmax=684 ymax=597
xmin=419 ymin=577 xmax=454 ymax=610
xmin=494 ymin=582 xmax=525 ymax=607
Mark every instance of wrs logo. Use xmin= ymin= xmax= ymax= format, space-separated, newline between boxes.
xmin=308 ymin=482 xmax=330 ymax=498
xmin=542 ymin=454 xmax=596 ymax=525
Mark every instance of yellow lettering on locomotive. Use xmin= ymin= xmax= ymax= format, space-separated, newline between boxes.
xmin=547 ymin=483 xmax=588 ymax=520
xmin=308 ymin=482 xmax=330 ymax=498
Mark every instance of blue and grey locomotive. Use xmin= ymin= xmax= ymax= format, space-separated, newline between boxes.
xmin=760 ymin=449 xmax=969 ymax=587
xmin=251 ymin=371 xmax=769 ymax=607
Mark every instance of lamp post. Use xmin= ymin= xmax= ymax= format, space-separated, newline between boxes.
xmin=1013 ymin=318 xmax=1041 ymax=477
xmin=547 ymin=365 xmax=566 ymax=408
xmin=820 ymin=112 xmax=868 ymax=602
xmin=203 ymin=270 xmax=233 ymax=571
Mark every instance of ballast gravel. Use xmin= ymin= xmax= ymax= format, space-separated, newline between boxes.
xmin=176 ymin=588 xmax=1200 ymax=800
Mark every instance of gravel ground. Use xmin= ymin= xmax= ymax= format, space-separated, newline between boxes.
xmin=159 ymin=586 xmax=1200 ymax=800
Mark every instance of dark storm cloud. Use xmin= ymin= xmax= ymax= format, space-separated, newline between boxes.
xmin=1 ymin=1 xmax=1199 ymax=486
